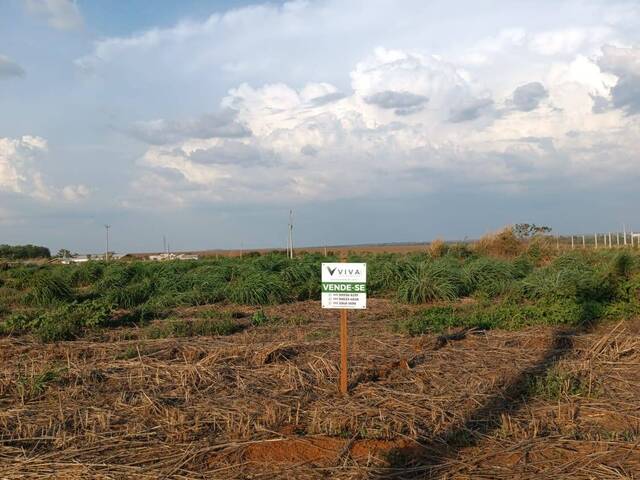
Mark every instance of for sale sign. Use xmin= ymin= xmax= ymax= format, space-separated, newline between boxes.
xmin=321 ymin=263 xmax=367 ymax=309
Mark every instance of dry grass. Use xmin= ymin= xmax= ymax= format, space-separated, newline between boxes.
xmin=0 ymin=300 xmax=639 ymax=479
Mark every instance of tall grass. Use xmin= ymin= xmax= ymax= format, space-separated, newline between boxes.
xmin=1 ymin=248 xmax=640 ymax=340
xmin=27 ymin=272 xmax=73 ymax=306
xmin=397 ymin=260 xmax=462 ymax=303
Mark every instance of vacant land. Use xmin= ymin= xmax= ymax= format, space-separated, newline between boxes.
xmin=1 ymin=235 xmax=639 ymax=478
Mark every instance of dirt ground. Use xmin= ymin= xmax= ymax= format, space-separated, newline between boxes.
xmin=1 ymin=299 xmax=639 ymax=479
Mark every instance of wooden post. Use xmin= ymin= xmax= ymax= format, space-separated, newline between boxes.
xmin=582 ymin=235 xmax=585 ymax=248
xmin=595 ymin=234 xmax=598 ymax=249
xmin=571 ymin=236 xmax=574 ymax=249
xmin=339 ymin=253 xmax=348 ymax=395
xmin=340 ymin=308 xmax=348 ymax=395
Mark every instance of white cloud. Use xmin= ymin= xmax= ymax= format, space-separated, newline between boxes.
xmin=25 ymin=0 xmax=83 ymax=31
xmin=62 ymin=184 xmax=90 ymax=201
xmin=0 ymin=136 xmax=90 ymax=202
xmin=528 ymin=28 xmax=611 ymax=56
xmin=62 ymin=0 xmax=640 ymax=214
xmin=125 ymin=39 xmax=640 ymax=209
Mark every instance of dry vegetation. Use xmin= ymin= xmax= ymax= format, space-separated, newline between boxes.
xmin=1 ymin=232 xmax=640 ymax=479
xmin=1 ymin=300 xmax=639 ymax=479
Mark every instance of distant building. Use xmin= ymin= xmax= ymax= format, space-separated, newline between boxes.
xmin=148 ymin=253 xmax=199 ymax=261
xmin=57 ymin=252 xmax=129 ymax=264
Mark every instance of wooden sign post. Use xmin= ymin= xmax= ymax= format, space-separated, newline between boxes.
xmin=321 ymin=259 xmax=366 ymax=395
xmin=340 ymin=307 xmax=348 ymax=395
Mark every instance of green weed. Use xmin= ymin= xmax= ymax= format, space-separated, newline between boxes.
xmin=16 ymin=366 xmax=64 ymax=401
xmin=146 ymin=318 xmax=241 ymax=339
xmin=526 ymin=368 xmax=592 ymax=400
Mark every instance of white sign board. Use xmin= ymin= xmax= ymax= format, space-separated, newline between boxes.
xmin=321 ymin=262 xmax=367 ymax=309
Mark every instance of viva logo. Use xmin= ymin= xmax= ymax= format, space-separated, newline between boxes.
xmin=327 ymin=266 xmax=361 ymax=276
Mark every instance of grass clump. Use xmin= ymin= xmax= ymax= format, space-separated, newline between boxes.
xmin=250 ymin=309 xmax=271 ymax=326
xmin=226 ymin=271 xmax=287 ymax=305
xmin=27 ymin=272 xmax=73 ymax=306
xmin=397 ymin=261 xmax=461 ymax=303
xmin=16 ymin=366 xmax=65 ymax=401
xmin=462 ymin=257 xmax=517 ymax=298
xmin=526 ymin=368 xmax=593 ymax=400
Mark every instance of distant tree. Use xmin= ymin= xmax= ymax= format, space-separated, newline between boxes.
xmin=56 ymin=249 xmax=73 ymax=258
xmin=0 ymin=244 xmax=51 ymax=260
xmin=512 ymin=224 xmax=552 ymax=239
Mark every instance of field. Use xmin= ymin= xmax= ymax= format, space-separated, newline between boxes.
xmin=1 ymin=233 xmax=640 ymax=479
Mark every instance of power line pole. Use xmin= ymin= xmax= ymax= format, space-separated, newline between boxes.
xmin=104 ymin=224 xmax=111 ymax=262
xmin=288 ymin=209 xmax=294 ymax=259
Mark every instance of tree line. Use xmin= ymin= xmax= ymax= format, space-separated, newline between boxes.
xmin=0 ymin=244 xmax=51 ymax=260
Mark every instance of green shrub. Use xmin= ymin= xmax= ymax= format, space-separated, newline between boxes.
xmin=35 ymin=307 xmax=81 ymax=342
xmin=74 ymin=300 xmax=113 ymax=328
xmin=2 ymin=311 xmax=37 ymax=334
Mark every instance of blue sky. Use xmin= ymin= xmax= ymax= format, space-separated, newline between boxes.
xmin=1 ymin=0 xmax=640 ymax=254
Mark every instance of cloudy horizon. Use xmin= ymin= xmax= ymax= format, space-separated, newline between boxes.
xmin=1 ymin=0 xmax=639 ymax=254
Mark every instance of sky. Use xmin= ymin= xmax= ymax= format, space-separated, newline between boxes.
xmin=1 ymin=0 xmax=640 ymax=254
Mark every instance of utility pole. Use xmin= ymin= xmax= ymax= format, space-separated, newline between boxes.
xmin=288 ymin=209 xmax=294 ymax=259
xmin=104 ymin=224 xmax=111 ymax=262
xmin=163 ymin=235 xmax=167 ymax=255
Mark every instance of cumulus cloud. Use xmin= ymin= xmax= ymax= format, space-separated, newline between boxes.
xmin=364 ymin=90 xmax=429 ymax=115
xmin=124 ymin=110 xmax=252 ymax=145
xmin=510 ymin=82 xmax=548 ymax=111
xmin=0 ymin=136 xmax=89 ymax=202
xmin=25 ymin=0 xmax=83 ymax=30
xmin=61 ymin=1 xmax=640 ymax=214
xmin=0 ymin=55 xmax=25 ymax=79
xmin=598 ymin=45 xmax=640 ymax=115
xmin=124 ymin=40 xmax=640 ymax=209
xmin=449 ymin=97 xmax=494 ymax=122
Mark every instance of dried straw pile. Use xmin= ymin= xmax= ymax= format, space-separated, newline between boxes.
xmin=0 ymin=301 xmax=639 ymax=479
